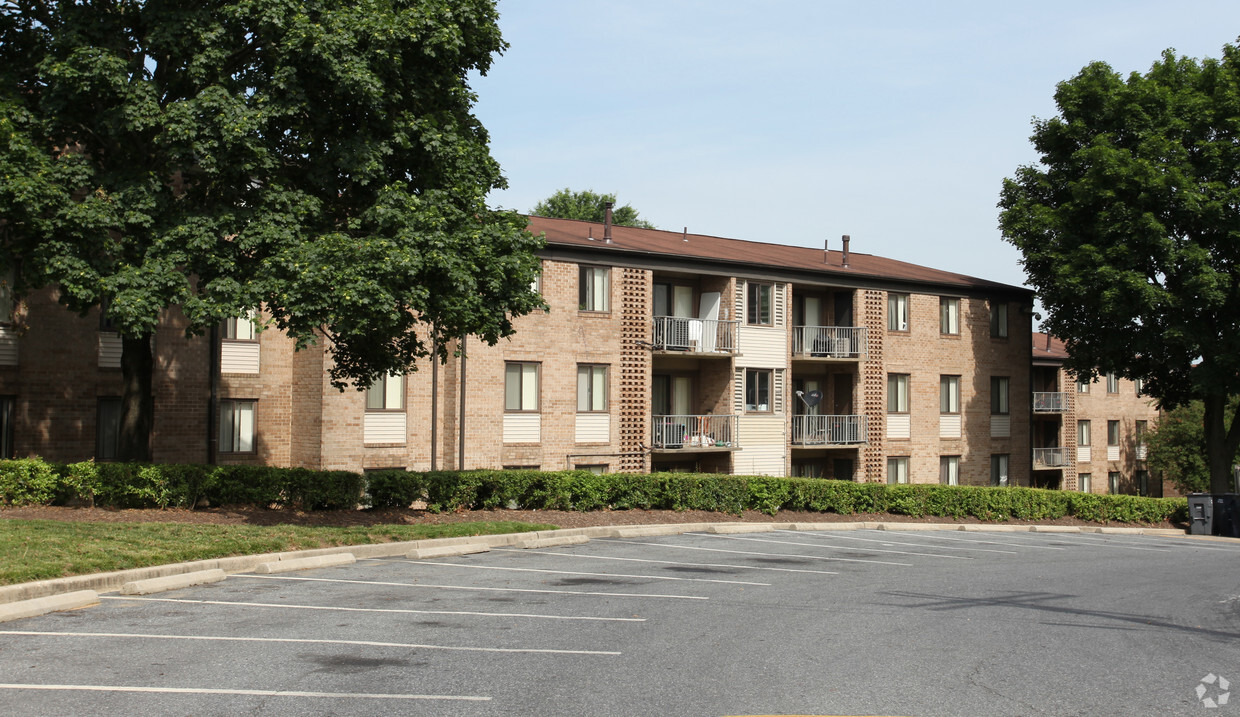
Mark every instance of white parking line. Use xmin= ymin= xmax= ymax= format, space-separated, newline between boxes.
xmin=0 ymin=630 xmax=622 ymax=656
xmin=701 ymin=533 xmax=976 ymax=559
xmin=99 ymin=596 xmax=646 ymax=622
xmin=236 ymin=574 xmax=709 ymax=600
xmin=871 ymin=531 xmax=1067 ymax=550
xmin=492 ymin=549 xmax=840 ymax=575
xmin=0 ymin=683 xmax=489 ymax=701
xmin=388 ymin=560 xmax=772 ymax=586
xmin=778 ymin=530 xmax=1018 ymax=555
xmin=606 ymin=539 xmax=913 ymax=567
xmin=1016 ymin=533 xmax=1171 ymax=552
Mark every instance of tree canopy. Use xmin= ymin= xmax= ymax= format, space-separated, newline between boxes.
xmin=531 ymin=188 xmax=655 ymax=229
xmin=0 ymin=0 xmax=543 ymax=460
xmin=999 ymin=40 xmax=1240 ymax=494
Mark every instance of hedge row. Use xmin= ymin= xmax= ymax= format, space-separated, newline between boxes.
xmin=0 ymin=460 xmax=1188 ymax=524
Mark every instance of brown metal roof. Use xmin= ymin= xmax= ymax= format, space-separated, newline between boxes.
xmin=527 ymin=215 xmax=1029 ymax=294
xmin=1032 ymin=332 xmax=1070 ymax=361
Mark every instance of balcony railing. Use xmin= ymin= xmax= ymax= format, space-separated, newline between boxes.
xmin=651 ymin=316 xmax=738 ymax=354
xmin=1033 ymin=447 xmax=1071 ymax=468
xmin=1033 ymin=392 xmax=1070 ymax=413
xmin=792 ymin=326 xmax=868 ymax=359
xmin=651 ymin=414 xmax=738 ymax=450
xmin=791 ymin=414 xmax=868 ymax=446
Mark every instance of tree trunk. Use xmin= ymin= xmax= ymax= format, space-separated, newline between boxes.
xmin=118 ymin=334 xmax=154 ymax=462
xmin=1202 ymin=394 xmax=1240 ymax=494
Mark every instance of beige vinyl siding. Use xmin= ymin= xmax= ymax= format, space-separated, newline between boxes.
xmin=887 ymin=414 xmax=911 ymax=439
xmin=575 ymin=413 xmax=610 ymax=443
xmin=363 ymin=412 xmax=406 ymax=444
xmin=221 ymin=342 xmax=261 ymax=374
xmin=1078 ymin=446 xmax=1092 ymax=463
xmin=736 ymin=414 xmax=786 ymax=476
xmin=939 ymin=414 xmax=961 ymax=439
xmin=504 ymin=413 xmax=541 ymax=443
xmin=98 ymin=332 xmax=122 ymax=368
xmin=0 ymin=327 xmax=16 ymax=365
xmin=990 ymin=415 xmax=1011 ymax=438
xmin=736 ymin=326 xmax=787 ymax=367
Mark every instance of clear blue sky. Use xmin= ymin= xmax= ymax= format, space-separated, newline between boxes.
xmin=472 ymin=1 xmax=1240 ymax=291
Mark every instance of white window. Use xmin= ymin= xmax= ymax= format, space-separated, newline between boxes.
xmin=991 ymin=376 xmax=1010 ymax=415
xmin=366 ymin=372 xmax=403 ymax=410
xmin=940 ymin=456 xmax=960 ymax=486
xmin=1079 ymin=473 xmax=1091 ymax=492
xmin=577 ymin=365 xmax=608 ymax=412
xmin=1078 ymin=420 xmax=1091 ymax=446
xmin=990 ymin=454 xmax=1009 ymax=487
xmin=1078 ymin=377 xmax=1090 ymax=393
xmin=990 ymin=301 xmax=1008 ymax=338
xmin=940 ymin=375 xmax=960 ymax=414
xmin=219 ymin=399 xmax=255 ymax=453
xmin=888 ymin=293 xmax=909 ymax=331
xmin=1106 ymin=372 xmax=1119 ymax=394
xmin=223 ymin=309 xmax=258 ymax=341
xmin=940 ymin=297 xmax=959 ymax=335
xmin=887 ymin=374 xmax=910 ymax=414
xmin=746 ymin=282 xmax=772 ymax=325
xmin=1134 ymin=378 xmax=1144 ymax=396
xmin=887 ymin=456 xmax=909 ymax=484
xmin=1109 ymin=471 xmax=1121 ymax=494
xmin=1107 ymin=420 xmax=1120 ymax=447
xmin=505 ymin=362 xmax=539 ymax=412
xmin=579 ymin=266 xmax=609 ymax=311
xmin=745 ymin=369 xmax=772 ymax=412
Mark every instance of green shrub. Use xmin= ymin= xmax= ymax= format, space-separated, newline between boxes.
xmin=0 ymin=458 xmax=59 ymax=506
xmin=366 ymin=470 xmax=427 ymax=509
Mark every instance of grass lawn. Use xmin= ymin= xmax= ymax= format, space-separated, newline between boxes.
xmin=0 ymin=520 xmax=557 ymax=586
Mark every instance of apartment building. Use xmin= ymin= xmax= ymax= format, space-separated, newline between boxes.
xmin=1031 ymin=332 xmax=1165 ymax=495
xmin=0 ymin=217 xmax=1037 ymax=485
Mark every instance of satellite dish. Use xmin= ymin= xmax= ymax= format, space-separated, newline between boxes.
xmin=803 ymin=389 xmax=823 ymax=408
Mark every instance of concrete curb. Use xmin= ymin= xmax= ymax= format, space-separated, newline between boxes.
xmin=121 ymin=569 xmax=226 ymax=596
xmin=514 ymin=535 xmax=590 ymax=549
xmin=253 ymin=553 xmax=356 ymax=575
xmin=405 ymin=544 xmax=491 ymax=560
xmin=706 ymin=523 xmax=775 ymax=534
xmin=0 ymin=590 xmax=99 ymax=623
xmin=0 ymin=520 xmax=1203 ymax=608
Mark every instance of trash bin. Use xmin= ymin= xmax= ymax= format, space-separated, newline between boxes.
xmin=1187 ymin=494 xmax=1213 ymax=535
xmin=1213 ymin=494 xmax=1240 ymax=538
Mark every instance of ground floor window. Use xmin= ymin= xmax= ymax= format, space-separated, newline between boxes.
xmin=220 ymin=399 xmax=256 ymax=453
xmin=990 ymin=454 xmax=1009 ymax=487
xmin=887 ymin=456 xmax=909 ymax=484
xmin=940 ymin=456 xmax=960 ymax=486
xmin=1079 ymin=473 xmax=1091 ymax=492
xmin=96 ymin=397 xmax=121 ymax=461
xmin=0 ymin=396 xmax=12 ymax=459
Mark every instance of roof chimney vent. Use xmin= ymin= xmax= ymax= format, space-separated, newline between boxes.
xmin=824 ymin=238 xmax=829 ymax=265
xmin=603 ymin=201 xmax=614 ymax=244
xmin=841 ymin=234 xmax=850 ymax=268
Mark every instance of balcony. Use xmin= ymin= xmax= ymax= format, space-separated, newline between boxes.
xmin=1033 ymin=392 xmax=1070 ymax=413
xmin=791 ymin=414 xmax=868 ymax=446
xmin=792 ymin=326 xmax=867 ymax=359
xmin=651 ymin=414 xmax=738 ymax=451
xmin=1033 ymin=447 xmax=1071 ymax=468
xmin=651 ymin=316 xmax=738 ymax=354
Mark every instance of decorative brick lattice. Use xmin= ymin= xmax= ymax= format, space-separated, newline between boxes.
xmin=861 ymin=290 xmax=886 ymax=482
xmin=618 ymin=268 xmax=651 ymax=472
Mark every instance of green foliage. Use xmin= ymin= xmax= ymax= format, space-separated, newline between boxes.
xmin=531 ymin=188 xmax=656 ymax=229
xmin=0 ymin=458 xmax=59 ymax=506
xmin=1144 ymin=399 xmax=1240 ymax=494
xmin=998 ymin=40 xmax=1240 ymax=493
xmin=0 ymin=1 xmax=543 ymax=459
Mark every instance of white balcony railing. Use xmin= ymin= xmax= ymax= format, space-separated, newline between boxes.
xmin=651 ymin=316 xmax=738 ymax=354
xmin=792 ymin=326 xmax=867 ymax=359
xmin=1033 ymin=447 xmax=1071 ymax=468
xmin=791 ymin=414 xmax=868 ymax=446
xmin=1033 ymin=392 xmax=1070 ymax=413
xmin=651 ymin=414 xmax=738 ymax=450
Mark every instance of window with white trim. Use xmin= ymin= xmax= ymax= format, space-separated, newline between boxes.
xmin=577 ymin=365 xmax=608 ymax=412
xmin=888 ymin=293 xmax=909 ymax=331
xmin=578 ymin=266 xmax=609 ymax=311
xmin=504 ymin=362 xmax=540 ymax=412
xmin=940 ymin=298 xmax=959 ymax=335
xmin=940 ymin=456 xmax=960 ymax=486
xmin=366 ymin=373 xmax=404 ymax=411
xmin=219 ymin=399 xmax=256 ymax=453
xmin=887 ymin=456 xmax=909 ymax=484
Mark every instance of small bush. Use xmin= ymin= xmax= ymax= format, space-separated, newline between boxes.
xmin=0 ymin=458 xmax=59 ymax=506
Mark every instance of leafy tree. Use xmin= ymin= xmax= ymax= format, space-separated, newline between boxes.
xmin=0 ymin=0 xmax=543 ymax=462
xmin=531 ymin=188 xmax=655 ymax=229
xmin=1146 ymin=396 xmax=1240 ymax=494
xmin=999 ymin=41 xmax=1240 ymax=494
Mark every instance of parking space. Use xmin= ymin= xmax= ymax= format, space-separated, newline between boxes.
xmin=1 ymin=527 xmax=1238 ymax=716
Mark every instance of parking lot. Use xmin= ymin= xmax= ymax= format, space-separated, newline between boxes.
xmin=1 ymin=526 xmax=1238 ymax=716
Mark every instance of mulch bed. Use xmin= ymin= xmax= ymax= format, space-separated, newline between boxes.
xmin=0 ymin=505 xmax=1184 ymax=531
